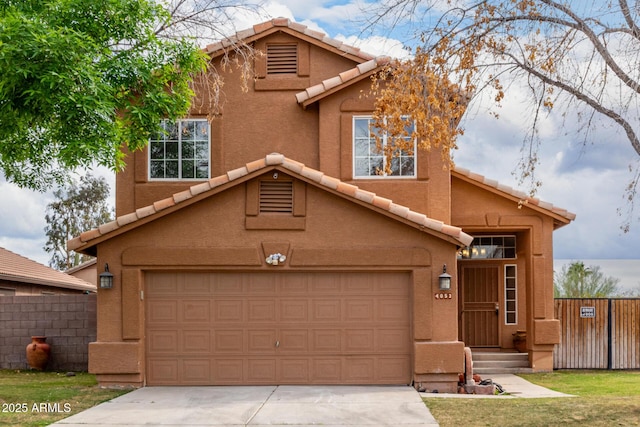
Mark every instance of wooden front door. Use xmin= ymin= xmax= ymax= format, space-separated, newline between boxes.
xmin=459 ymin=265 xmax=500 ymax=347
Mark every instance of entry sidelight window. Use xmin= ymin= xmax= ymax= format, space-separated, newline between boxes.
xmin=505 ymin=265 xmax=517 ymax=324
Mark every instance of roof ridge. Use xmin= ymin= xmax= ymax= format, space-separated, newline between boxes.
xmin=203 ymin=17 xmax=376 ymax=62
xmin=296 ymin=56 xmax=391 ymax=105
xmin=68 ymin=154 xmax=473 ymax=251
xmin=452 ymin=166 xmax=576 ymax=221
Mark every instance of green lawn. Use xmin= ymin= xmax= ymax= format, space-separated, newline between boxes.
xmin=424 ymin=370 xmax=640 ymax=426
xmin=0 ymin=370 xmax=129 ymax=427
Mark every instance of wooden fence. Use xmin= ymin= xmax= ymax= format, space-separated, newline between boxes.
xmin=554 ymin=299 xmax=640 ymax=369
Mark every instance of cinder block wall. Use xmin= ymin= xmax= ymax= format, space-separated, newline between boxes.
xmin=0 ymin=294 xmax=96 ymax=372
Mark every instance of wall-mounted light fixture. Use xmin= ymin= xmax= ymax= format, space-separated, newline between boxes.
xmin=439 ymin=264 xmax=452 ymax=291
xmin=99 ymin=263 xmax=114 ymax=289
xmin=266 ymin=253 xmax=286 ymax=266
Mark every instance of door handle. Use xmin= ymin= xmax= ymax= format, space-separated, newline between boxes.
xmin=275 ymin=340 xmax=280 ymax=348
xmin=495 ymin=303 xmax=499 ymax=315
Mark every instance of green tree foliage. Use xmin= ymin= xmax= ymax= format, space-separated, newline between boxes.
xmin=43 ymin=174 xmax=113 ymax=270
xmin=0 ymin=0 xmax=208 ymax=190
xmin=554 ymin=261 xmax=621 ymax=298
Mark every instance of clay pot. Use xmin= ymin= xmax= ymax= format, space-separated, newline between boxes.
xmin=513 ymin=330 xmax=527 ymax=353
xmin=26 ymin=336 xmax=51 ymax=370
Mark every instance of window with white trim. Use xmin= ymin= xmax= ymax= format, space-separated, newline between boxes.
xmin=458 ymin=235 xmax=516 ymax=259
xmin=353 ymin=116 xmax=416 ymax=178
xmin=149 ymin=119 xmax=210 ymax=180
xmin=505 ymin=265 xmax=517 ymax=324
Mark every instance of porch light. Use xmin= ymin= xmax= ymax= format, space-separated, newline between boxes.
xmin=439 ymin=264 xmax=452 ymax=291
xmin=99 ymin=264 xmax=114 ymax=289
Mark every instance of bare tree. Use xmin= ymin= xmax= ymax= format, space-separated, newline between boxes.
xmin=364 ymin=0 xmax=640 ymax=229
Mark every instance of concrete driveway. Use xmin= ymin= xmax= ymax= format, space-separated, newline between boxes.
xmin=53 ymin=385 xmax=438 ymax=426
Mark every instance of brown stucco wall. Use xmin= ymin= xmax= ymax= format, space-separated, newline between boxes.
xmin=92 ymin=172 xmax=463 ymax=388
xmin=451 ymin=176 xmax=560 ymax=370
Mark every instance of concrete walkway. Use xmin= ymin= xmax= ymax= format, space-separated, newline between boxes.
xmin=420 ymin=374 xmax=575 ymax=399
xmin=53 ymin=385 xmax=438 ymax=426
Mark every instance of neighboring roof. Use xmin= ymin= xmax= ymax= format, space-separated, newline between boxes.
xmin=68 ymin=154 xmax=474 ymax=254
xmin=0 ymin=247 xmax=96 ymax=292
xmin=204 ymin=17 xmax=375 ymax=63
xmin=452 ymin=166 xmax=576 ymax=227
xmin=65 ymin=258 xmax=97 ymax=275
xmin=295 ymin=56 xmax=391 ymax=108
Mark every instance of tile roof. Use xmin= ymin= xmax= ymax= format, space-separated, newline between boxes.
xmin=0 ymin=247 xmax=96 ymax=292
xmin=295 ymin=56 xmax=391 ymax=107
xmin=68 ymin=154 xmax=474 ymax=252
xmin=204 ymin=17 xmax=376 ymax=63
xmin=453 ymin=166 xmax=576 ymax=223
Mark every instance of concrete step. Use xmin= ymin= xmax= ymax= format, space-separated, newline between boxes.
xmin=471 ymin=351 xmax=531 ymax=375
xmin=471 ymin=352 xmax=529 ymax=362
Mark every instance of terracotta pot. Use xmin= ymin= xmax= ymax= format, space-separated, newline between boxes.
xmin=512 ymin=330 xmax=527 ymax=353
xmin=26 ymin=336 xmax=51 ymax=370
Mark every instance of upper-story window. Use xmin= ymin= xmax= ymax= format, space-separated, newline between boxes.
xmin=149 ymin=119 xmax=210 ymax=180
xmin=353 ymin=116 xmax=416 ymax=179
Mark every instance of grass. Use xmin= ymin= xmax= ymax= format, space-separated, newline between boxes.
xmin=424 ymin=370 xmax=640 ymax=426
xmin=0 ymin=370 xmax=129 ymax=427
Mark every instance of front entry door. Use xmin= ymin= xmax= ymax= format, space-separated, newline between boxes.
xmin=460 ymin=265 xmax=500 ymax=347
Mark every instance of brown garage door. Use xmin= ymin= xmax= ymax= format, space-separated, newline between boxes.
xmin=145 ymin=271 xmax=411 ymax=385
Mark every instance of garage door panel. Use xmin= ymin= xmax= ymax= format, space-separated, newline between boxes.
xmin=377 ymin=298 xmax=409 ymax=322
xmin=247 ymin=359 xmax=277 ymax=382
xmin=377 ymin=329 xmax=411 ymax=351
xmin=214 ymin=300 xmax=243 ymax=322
xmin=345 ymin=358 xmax=375 ymax=381
xmin=311 ymin=329 xmax=342 ymax=352
xmin=345 ymin=329 xmax=375 ymax=352
xmin=181 ymin=300 xmax=210 ymax=322
xmin=278 ymin=359 xmax=309 ymax=382
xmin=248 ymin=329 xmax=277 ymax=353
xmin=344 ymin=299 xmax=375 ymax=322
xmin=148 ymin=300 xmax=178 ymax=323
xmin=147 ymin=359 xmax=179 ymax=384
xmin=146 ymin=272 xmax=411 ymax=385
xmin=183 ymin=359 xmax=210 ymax=382
xmin=148 ymin=330 xmax=178 ymax=353
xmin=181 ymin=273 xmax=210 ymax=294
xmin=312 ymin=300 xmax=341 ymax=322
xmin=181 ymin=330 xmax=211 ymax=353
xmin=214 ymin=329 xmax=244 ymax=352
xmin=378 ymin=356 xmax=411 ymax=381
xmin=279 ymin=329 xmax=309 ymax=352
xmin=280 ymin=299 xmax=308 ymax=321
xmin=247 ymin=300 xmax=276 ymax=322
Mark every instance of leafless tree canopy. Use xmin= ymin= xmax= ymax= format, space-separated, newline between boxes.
xmin=364 ymin=0 xmax=640 ymax=229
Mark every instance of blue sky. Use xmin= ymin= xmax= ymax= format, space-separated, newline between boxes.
xmin=1 ymin=0 xmax=639 ymax=275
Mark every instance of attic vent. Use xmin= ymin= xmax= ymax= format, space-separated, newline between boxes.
xmin=260 ymin=180 xmax=293 ymax=213
xmin=267 ymin=44 xmax=298 ymax=75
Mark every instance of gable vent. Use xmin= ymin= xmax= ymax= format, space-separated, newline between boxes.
xmin=260 ymin=180 xmax=293 ymax=213
xmin=267 ymin=44 xmax=298 ymax=75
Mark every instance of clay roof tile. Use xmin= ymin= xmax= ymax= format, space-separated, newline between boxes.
xmin=173 ymin=189 xmax=193 ymax=204
xmin=227 ymin=166 xmax=249 ymax=181
xmin=135 ymin=205 xmax=156 ymax=219
xmin=153 ymin=197 xmax=176 ymax=212
xmin=190 ymin=181 xmax=212 ymax=196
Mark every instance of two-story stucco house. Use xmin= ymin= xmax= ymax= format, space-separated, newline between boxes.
xmin=69 ymin=18 xmax=575 ymax=392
